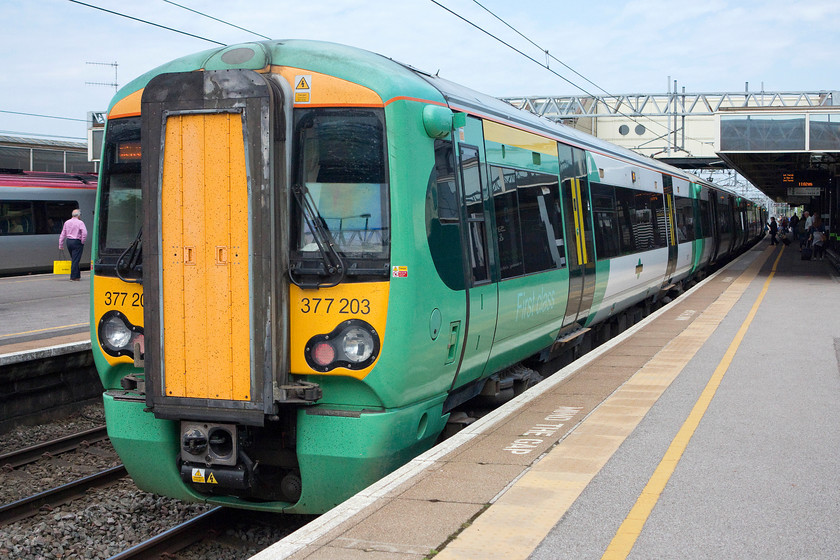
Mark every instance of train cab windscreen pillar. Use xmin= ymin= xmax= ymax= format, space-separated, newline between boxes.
xmin=97 ymin=117 xmax=142 ymax=281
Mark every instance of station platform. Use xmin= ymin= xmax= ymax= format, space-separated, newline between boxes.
xmin=0 ymin=271 xmax=91 ymax=357
xmin=254 ymin=242 xmax=840 ymax=560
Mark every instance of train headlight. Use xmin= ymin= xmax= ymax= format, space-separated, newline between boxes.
xmin=305 ymin=319 xmax=380 ymax=372
xmin=98 ymin=310 xmax=144 ymax=358
xmin=342 ymin=327 xmax=374 ymax=363
xmin=104 ymin=316 xmax=132 ymax=348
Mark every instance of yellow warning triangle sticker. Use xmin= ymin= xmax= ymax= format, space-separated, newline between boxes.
xmin=207 ymin=472 xmax=218 ymax=484
xmin=296 ymin=77 xmax=309 ymax=90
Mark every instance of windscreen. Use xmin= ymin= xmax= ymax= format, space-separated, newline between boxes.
xmin=99 ymin=117 xmax=142 ymax=256
xmin=292 ymin=108 xmax=389 ymax=261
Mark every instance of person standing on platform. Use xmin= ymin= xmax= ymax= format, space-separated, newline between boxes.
xmin=58 ymin=209 xmax=87 ymax=281
xmin=768 ymin=216 xmax=778 ymax=245
xmin=800 ymin=211 xmax=811 ymax=249
xmin=810 ymin=215 xmax=826 ymax=260
xmin=789 ymin=212 xmax=799 ymax=244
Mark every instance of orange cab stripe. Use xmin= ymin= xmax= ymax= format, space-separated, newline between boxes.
xmin=271 ymin=66 xmax=383 ymax=107
xmin=109 ymin=89 xmax=143 ymax=120
xmin=300 ymin=103 xmax=384 ymax=108
xmin=384 ymin=96 xmax=446 ymax=107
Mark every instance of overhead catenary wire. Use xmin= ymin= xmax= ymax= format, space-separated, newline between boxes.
xmin=162 ymin=0 xmax=272 ymax=40
xmin=12 ymin=1 xmax=255 ymax=132
xmin=5 ymin=2 xmax=228 ymax=134
xmin=66 ymin=0 xmax=225 ymax=46
xmin=0 ymin=110 xmax=87 ymax=123
xmin=470 ymin=0 xmax=613 ymax=99
xmin=49 ymin=1 xmax=695 ymax=155
xmin=427 ymin=0 xmax=598 ymax=98
xmin=430 ymin=0 xmax=701 ymax=155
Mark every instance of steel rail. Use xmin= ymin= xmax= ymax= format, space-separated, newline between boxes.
xmin=106 ymin=506 xmax=230 ymax=560
xmin=0 ymin=464 xmax=127 ymax=526
xmin=0 ymin=425 xmax=109 ymax=469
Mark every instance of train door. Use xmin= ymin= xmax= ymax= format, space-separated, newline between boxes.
xmin=719 ymin=193 xmax=735 ymax=256
xmin=450 ymin=131 xmax=497 ymax=388
xmin=140 ymin=69 xmax=284 ymax=422
xmin=663 ymin=175 xmax=678 ymax=279
xmin=708 ymin=190 xmax=722 ymax=262
xmin=559 ymin=144 xmax=596 ymax=328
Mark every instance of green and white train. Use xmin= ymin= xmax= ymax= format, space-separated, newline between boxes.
xmin=91 ymin=40 xmax=765 ymax=514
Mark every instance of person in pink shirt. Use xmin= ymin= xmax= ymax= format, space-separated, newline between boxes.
xmin=58 ymin=209 xmax=88 ymax=281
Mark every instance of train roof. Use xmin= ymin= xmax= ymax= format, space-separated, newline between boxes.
xmin=0 ymin=170 xmax=98 ymax=190
xmin=109 ymin=39 xmax=759 ymax=205
xmin=112 ymin=39 xmax=444 ymax=114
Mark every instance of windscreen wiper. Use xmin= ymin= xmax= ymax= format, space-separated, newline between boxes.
xmin=290 ymin=184 xmax=346 ymax=288
xmin=116 ymin=226 xmax=143 ymax=284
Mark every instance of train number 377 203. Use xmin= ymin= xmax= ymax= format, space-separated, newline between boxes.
xmin=104 ymin=291 xmax=144 ymax=307
xmin=300 ymin=297 xmax=370 ymax=315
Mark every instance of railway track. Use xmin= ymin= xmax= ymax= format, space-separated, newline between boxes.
xmin=0 ymin=464 xmax=127 ymax=526
xmin=108 ymin=507 xmax=229 ymax=560
xmin=0 ymin=424 xmax=125 ymax=527
xmin=0 ymin=425 xmax=108 ymax=468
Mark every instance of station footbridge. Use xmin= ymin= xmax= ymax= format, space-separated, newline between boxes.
xmin=503 ymin=87 xmax=840 ymax=225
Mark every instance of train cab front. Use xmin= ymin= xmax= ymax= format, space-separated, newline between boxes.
xmin=134 ymin=66 xmax=319 ymax=509
xmin=94 ymin=53 xmax=418 ymax=514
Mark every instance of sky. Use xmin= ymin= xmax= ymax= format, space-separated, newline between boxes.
xmin=3 ymin=0 xmax=840 ymax=141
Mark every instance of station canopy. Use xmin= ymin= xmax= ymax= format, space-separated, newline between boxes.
xmin=716 ymin=111 xmax=840 ymax=203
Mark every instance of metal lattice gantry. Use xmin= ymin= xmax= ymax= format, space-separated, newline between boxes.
xmin=501 ymin=89 xmax=840 ymax=206
xmin=502 ymin=90 xmax=840 ymax=120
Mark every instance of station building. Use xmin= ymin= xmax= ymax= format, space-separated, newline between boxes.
xmin=504 ymin=89 xmax=840 ymax=235
xmin=0 ymin=135 xmax=96 ymax=173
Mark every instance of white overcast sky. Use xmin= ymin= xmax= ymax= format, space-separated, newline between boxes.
xmin=3 ymin=0 xmax=839 ymax=141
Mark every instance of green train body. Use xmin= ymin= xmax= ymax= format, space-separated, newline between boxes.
xmin=91 ymin=40 xmax=764 ymax=514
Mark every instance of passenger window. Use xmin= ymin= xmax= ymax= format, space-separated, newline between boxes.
xmin=490 ymin=165 xmax=565 ymax=279
xmin=459 ymin=146 xmax=489 ymax=284
xmin=614 ymin=187 xmax=636 ymax=256
xmin=591 ymin=183 xmax=619 ymax=259
xmin=517 ymin=171 xmax=564 ymax=273
xmin=44 ymin=201 xmax=78 ymax=234
xmin=0 ymin=201 xmax=34 ymax=235
xmin=490 ymin=166 xmax=523 ymax=279
xmin=434 ymin=142 xmax=459 ymax=223
xmin=609 ymin=187 xmax=668 ymax=254
xmin=633 ymin=191 xmax=666 ymax=250
xmin=674 ymin=196 xmax=695 ymax=242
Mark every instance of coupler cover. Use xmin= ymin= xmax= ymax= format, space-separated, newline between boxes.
xmin=181 ymin=462 xmax=250 ymax=490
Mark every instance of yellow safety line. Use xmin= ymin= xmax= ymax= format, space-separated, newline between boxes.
xmin=0 ymin=323 xmax=89 ymax=339
xmin=601 ymin=245 xmax=785 ymax=560
xmin=435 ymin=246 xmax=774 ymax=560
xmin=0 ymin=275 xmax=83 ymax=284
